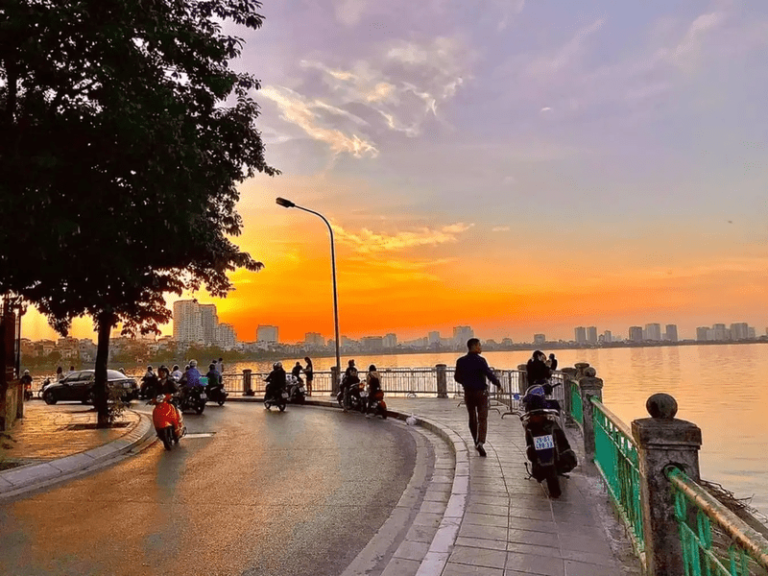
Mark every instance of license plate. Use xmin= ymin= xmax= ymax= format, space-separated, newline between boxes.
xmin=299 ymin=387 xmax=305 ymax=394
xmin=360 ymin=391 xmax=368 ymax=398
xmin=200 ymin=393 xmax=207 ymax=400
xmin=533 ymin=435 xmax=555 ymax=451
xmin=122 ymin=382 xmax=131 ymax=388
xmin=282 ymin=392 xmax=289 ymax=399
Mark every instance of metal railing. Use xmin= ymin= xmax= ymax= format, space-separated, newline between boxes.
xmin=570 ymin=380 xmax=583 ymax=425
xmin=592 ymin=398 xmax=646 ymax=565
xmin=666 ymin=466 xmax=768 ymax=576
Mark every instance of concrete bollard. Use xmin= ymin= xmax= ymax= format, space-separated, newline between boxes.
xmin=560 ymin=367 xmax=577 ymax=416
xmin=435 ymin=364 xmax=448 ymax=398
xmin=578 ymin=368 xmax=603 ymax=460
xmin=632 ymin=393 xmax=702 ymax=576
xmin=574 ymin=362 xmax=590 ymax=379
xmin=242 ymin=369 xmax=253 ymax=396
xmin=331 ymin=366 xmax=340 ymax=397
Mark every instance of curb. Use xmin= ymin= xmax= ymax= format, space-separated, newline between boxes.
xmin=299 ymin=398 xmax=468 ymax=576
xmin=0 ymin=410 xmax=154 ymax=499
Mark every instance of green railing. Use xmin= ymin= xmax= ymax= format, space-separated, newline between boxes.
xmin=667 ymin=466 xmax=768 ymax=576
xmin=591 ymin=398 xmax=646 ymax=564
xmin=570 ymin=381 xmax=583 ymax=425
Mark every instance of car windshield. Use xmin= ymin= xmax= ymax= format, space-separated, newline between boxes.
xmin=107 ymin=370 xmax=128 ymax=380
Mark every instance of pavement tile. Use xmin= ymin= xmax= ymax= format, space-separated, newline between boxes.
xmin=393 ymin=540 xmax=430 ymax=561
xmin=555 ymin=522 xmax=606 ymax=539
xmin=459 ymin=523 xmax=508 ymax=542
xmin=417 ymin=551 xmax=451 ymax=576
xmin=557 ymin=533 xmax=614 ymax=555
xmin=406 ymin=524 xmax=439 ymax=543
xmin=380 ymin=557 xmax=421 ymax=576
xmin=564 ymin=559 xmax=622 ymax=576
xmin=468 ymin=494 xmax=510 ymax=507
xmin=424 ymin=489 xmax=452 ymax=503
xmin=420 ymin=500 xmax=449 ymax=514
xmin=509 ymin=508 xmax=554 ymax=522
xmin=450 ymin=545 xmax=508 ymax=569
xmin=507 ymin=529 xmax=559 ymax=548
xmin=507 ymin=542 xmax=563 ymax=558
xmin=2 ymin=463 xmax=59 ymax=486
xmin=464 ymin=512 xmax=509 ymax=528
xmin=444 ymin=493 xmax=467 ymax=518
xmin=442 ymin=562 xmax=504 ymax=576
xmin=507 ymin=517 xmax=557 ymax=534
xmin=505 ymin=552 xmax=565 ymax=576
xmin=559 ymin=550 xmax=619 ymax=566
xmin=413 ymin=512 xmax=444 ymax=528
xmin=454 ymin=537 xmax=508 ymax=551
xmin=467 ymin=503 xmax=509 ymax=517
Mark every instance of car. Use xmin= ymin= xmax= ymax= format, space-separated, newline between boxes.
xmin=42 ymin=370 xmax=139 ymax=405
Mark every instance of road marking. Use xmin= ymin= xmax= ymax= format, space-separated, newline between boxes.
xmin=184 ymin=433 xmax=216 ymax=439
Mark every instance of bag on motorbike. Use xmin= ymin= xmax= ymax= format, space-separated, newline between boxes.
xmin=554 ymin=428 xmax=578 ymax=474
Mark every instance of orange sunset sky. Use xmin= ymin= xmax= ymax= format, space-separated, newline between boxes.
xmin=22 ymin=1 xmax=768 ymax=344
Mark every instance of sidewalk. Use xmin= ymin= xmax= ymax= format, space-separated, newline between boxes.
xmin=382 ymin=398 xmax=641 ymax=576
xmin=0 ymin=403 xmax=151 ymax=496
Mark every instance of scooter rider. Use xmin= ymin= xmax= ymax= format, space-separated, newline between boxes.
xmin=265 ymin=362 xmax=286 ymax=402
xmin=171 ymin=365 xmax=183 ymax=382
xmin=179 ymin=360 xmax=202 ymax=403
xmin=365 ymin=365 xmax=381 ymax=418
xmin=341 ymin=360 xmax=360 ymax=412
xmin=291 ymin=361 xmax=303 ymax=383
xmin=205 ymin=363 xmax=224 ymax=398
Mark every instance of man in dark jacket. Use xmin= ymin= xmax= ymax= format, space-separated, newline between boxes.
xmin=454 ymin=338 xmax=501 ymax=457
xmin=526 ymin=350 xmax=551 ymax=387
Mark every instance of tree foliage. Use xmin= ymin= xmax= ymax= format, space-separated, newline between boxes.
xmin=0 ymin=0 xmax=277 ymax=423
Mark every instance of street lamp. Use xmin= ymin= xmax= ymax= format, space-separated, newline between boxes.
xmin=276 ymin=197 xmax=341 ymax=392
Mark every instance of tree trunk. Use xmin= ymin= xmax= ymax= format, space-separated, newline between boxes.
xmin=95 ymin=311 xmax=114 ymax=428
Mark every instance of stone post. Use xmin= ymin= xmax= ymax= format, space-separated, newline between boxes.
xmin=632 ymin=394 xmax=702 ymax=576
xmin=560 ymin=367 xmax=577 ymax=416
xmin=331 ymin=366 xmax=340 ymax=397
xmin=242 ymin=369 xmax=253 ymax=396
xmin=435 ymin=364 xmax=448 ymax=398
xmin=574 ymin=362 xmax=590 ymax=378
xmin=579 ymin=367 xmax=603 ymax=460
xmin=516 ymin=364 xmax=528 ymax=396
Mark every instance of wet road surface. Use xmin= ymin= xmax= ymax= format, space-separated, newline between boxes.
xmin=0 ymin=402 xmax=417 ymax=576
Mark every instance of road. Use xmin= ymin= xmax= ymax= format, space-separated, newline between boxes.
xmin=0 ymin=401 xmax=417 ymax=576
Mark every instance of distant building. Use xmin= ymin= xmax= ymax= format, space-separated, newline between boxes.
xmin=453 ymin=326 xmax=474 ymax=347
xmin=696 ymin=327 xmax=709 ymax=342
xmin=215 ymin=323 xmax=237 ymax=350
xmin=304 ymin=332 xmax=325 ymax=349
xmin=574 ymin=327 xmax=586 ymax=344
xmin=730 ymin=323 xmax=749 ymax=341
xmin=173 ymin=300 xmax=205 ymax=345
xmin=361 ymin=336 xmax=384 ymax=351
xmin=603 ymin=330 xmax=612 ymax=344
xmin=586 ymin=327 xmax=598 ymax=345
xmin=428 ymin=331 xmax=441 ymax=346
xmin=383 ymin=333 xmax=398 ymax=349
xmin=533 ymin=334 xmax=546 ymax=346
xmin=629 ymin=326 xmax=643 ymax=343
xmin=712 ymin=324 xmax=728 ymax=341
xmin=665 ymin=324 xmax=679 ymax=343
xmin=501 ymin=338 xmax=514 ymax=346
xmin=748 ymin=327 xmax=756 ymax=339
xmin=199 ymin=304 xmax=218 ymax=346
xmin=645 ymin=323 xmax=662 ymax=341
xmin=257 ymin=325 xmax=279 ymax=343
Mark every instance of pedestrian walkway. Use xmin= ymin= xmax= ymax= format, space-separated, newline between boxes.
xmin=383 ymin=398 xmax=641 ymax=576
xmin=1 ymin=403 xmax=140 ymax=469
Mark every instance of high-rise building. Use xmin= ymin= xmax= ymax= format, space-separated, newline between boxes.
xmin=696 ymin=327 xmax=709 ymax=342
xmin=304 ymin=332 xmax=325 ymax=349
xmin=361 ymin=336 xmax=384 ymax=351
xmin=748 ymin=327 xmax=756 ymax=339
xmin=453 ymin=326 xmax=474 ymax=346
xmin=383 ymin=333 xmax=398 ymax=349
xmin=665 ymin=324 xmax=679 ymax=343
xmin=215 ymin=323 xmax=237 ymax=350
xmin=199 ymin=304 xmax=218 ymax=346
xmin=257 ymin=325 xmax=279 ymax=343
xmin=586 ymin=327 xmax=598 ymax=345
xmin=428 ymin=331 xmax=441 ymax=345
xmin=645 ymin=323 xmax=662 ymax=341
xmin=629 ymin=326 xmax=643 ymax=343
xmin=712 ymin=324 xmax=727 ymax=341
xmin=603 ymin=330 xmax=612 ymax=344
xmin=574 ymin=327 xmax=587 ymax=344
xmin=173 ymin=300 xmax=204 ymax=344
xmin=533 ymin=334 xmax=546 ymax=346
xmin=730 ymin=323 xmax=749 ymax=341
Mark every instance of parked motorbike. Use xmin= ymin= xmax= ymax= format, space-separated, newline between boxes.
xmin=520 ymin=382 xmax=577 ymax=498
xmin=264 ymin=380 xmax=288 ymax=412
xmin=179 ymin=385 xmax=207 ymax=415
xmin=361 ymin=388 xmax=387 ymax=419
xmin=337 ymin=380 xmax=364 ymax=412
xmin=23 ymin=382 xmax=33 ymax=401
xmin=149 ymin=394 xmax=185 ymax=451
xmin=286 ymin=375 xmax=306 ymax=405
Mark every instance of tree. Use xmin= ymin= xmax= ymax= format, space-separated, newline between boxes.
xmin=0 ymin=0 xmax=277 ymax=425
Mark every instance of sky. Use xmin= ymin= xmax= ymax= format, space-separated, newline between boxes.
xmin=23 ymin=0 xmax=768 ymax=344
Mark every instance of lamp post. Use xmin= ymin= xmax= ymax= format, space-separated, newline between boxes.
xmin=276 ymin=198 xmax=341 ymax=393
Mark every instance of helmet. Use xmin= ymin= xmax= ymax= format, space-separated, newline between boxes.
xmin=23 ymin=369 xmax=29 ymax=375
xmin=273 ymin=362 xmax=282 ymax=369
xmin=172 ymin=365 xmax=179 ymax=371
xmin=189 ymin=360 xmax=197 ymax=368
xmin=158 ymin=365 xmax=169 ymax=376
xmin=147 ymin=365 xmax=153 ymax=370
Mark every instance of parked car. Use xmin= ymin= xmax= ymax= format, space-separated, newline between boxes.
xmin=42 ymin=370 xmax=139 ymax=405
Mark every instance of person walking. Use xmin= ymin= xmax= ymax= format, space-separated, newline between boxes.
xmin=454 ymin=338 xmax=501 ymax=457
xmin=304 ymin=357 xmax=314 ymax=396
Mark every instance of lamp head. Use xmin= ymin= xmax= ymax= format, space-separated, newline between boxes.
xmin=276 ymin=197 xmax=295 ymax=208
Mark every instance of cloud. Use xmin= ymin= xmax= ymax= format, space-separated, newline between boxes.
xmin=492 ymin=226 xmax=510 ymax=232
xmin=665 ymin=12 xmax=726 ymax=68
xmin=523 ymin=19 xmax=605 ymax=80
xmin=540 ymin=107 xmax=552 ymax=112
xmin=334 ymin=222 xmax=474 ymax=253
xmin=335 ymin=0 xmax=367 ymax=26
xmin=260 ymin=86 xmax=378 ymax=158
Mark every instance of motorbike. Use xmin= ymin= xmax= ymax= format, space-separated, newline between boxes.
xmin=23 ymin=381 xmax=33 ymax=401
xmin=149 ymin=394 xmax=185 ymax=451
xmin=204 ymin=380 xmax=228 ymax=406
xmin=139 ymin=377 xmax=159 ymax=400
xmin=361 ymin=388 xmax=387 ymax=419
xmin=179 ymin=385 xmax=207 ymax=415
xmin=337 ymin=379 xmax=364 ymax=412
xmin=520 ymin=382 xmax=577 ymax=498
xmin=264 ymin=380 xmax=288 ymax=412
xmin=286 ymin=375 xmax=306 ymax=405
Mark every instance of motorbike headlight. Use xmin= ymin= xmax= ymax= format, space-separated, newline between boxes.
xmin=156 ymin=395 xmax=165 ymax=403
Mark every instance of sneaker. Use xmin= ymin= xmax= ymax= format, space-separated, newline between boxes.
xmin=476 ymin=442 xmax=487 ymax=457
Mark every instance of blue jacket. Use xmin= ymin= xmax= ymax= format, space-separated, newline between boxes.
xmin=454 ymin=352 xmax=501 ymax=391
